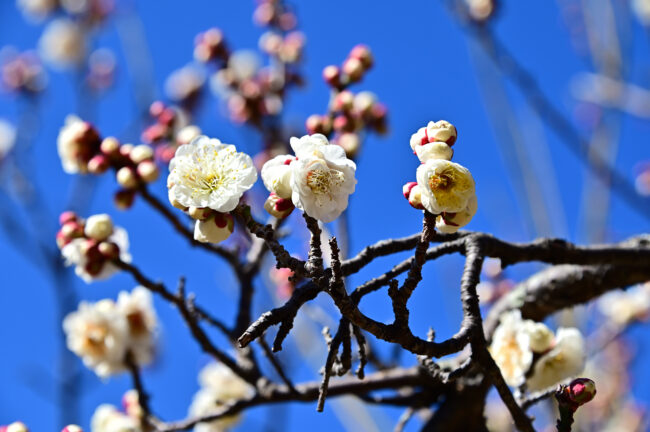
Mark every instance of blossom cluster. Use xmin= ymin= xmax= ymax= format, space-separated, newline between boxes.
xmin=489 ymin=310 xmax=586 ymax=391
xmin=261 ymin=134 xmax=357 ymax=222
xmin=188 ymin=362 xmax=254 ymax=432
xmin=57 ymin=116 xmax=161 ymax=208
xmin=403 ymin=120 xmax=477 ymax=233
xmin=56 ymin=211 xmax=130 ymax=283
xmin=63 ymin=287 xmax=158 ymax=377
xmin=0 ymin=47 xmax=47 ymax=94
xmin=167 ymin=135 xmax=257 ymax=243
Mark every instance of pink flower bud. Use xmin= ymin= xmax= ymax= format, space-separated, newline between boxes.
xmin=188 ymin=206 xmax=213 ymax=221
xmin=149 ymin=101 xmax=165 ymax=117
xmin=61 ymin=425 xmax=82 ymax=432
xmin=567 ymin=378 xmax=597 ymax=405
xmin=87 ymin=154 xmax=110 ymax=174
xmin=342 ymin=57 xmax=364 ymax=82
xmin=264 ymin=193 xmax=294 ymax=219
xmin=5 ymin=422 xmax=28 ymax=432
xmin=349 ymin=44 xmax=373 ymax=69
xmin=61 ymin=221 xmax=84 ymax=239
xmin=402 ymin=182 xmax=418 ymax=200
xmin=322 ymin=65 xmax=341 ymax=87
xmin=337 ymin=133 xmax=360 ymax=159
xmin=334 ymin=91 xmax=354 ymax=112
xmin=59 ymin=211 xmax=78 ymax=226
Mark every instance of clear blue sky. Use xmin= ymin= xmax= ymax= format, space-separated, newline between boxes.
xmin=1 ymin=1 xmax=649 ymax=431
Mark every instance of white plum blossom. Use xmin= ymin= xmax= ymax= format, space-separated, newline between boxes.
xmin=261 ymin=134 xmax=356 ymax=222
xmin=489 ymin=310 xmax=534 ymax=387
xmin=435 ymin=194 xmax=477 ymax=234
xmin=167 ymin=136 xmax=257 ymax=212
xmin=0 ymin=119 xmax=16 ymax=160
xmin=598 ymin=283 xmax=650 ymax=326
xmin=260 ymin=154 xmax=295 ymax=199
xmin=522 ymin=320 xmax=554 ymax=353
xmin=526 ymin=328 xmax=586 ymax=392
xmin=61 ymin=225 xmax=131 ymax=283
xmin=189 ymin=362 xmax=255 ymax=432
xmin=38 ymin=18 xmax=86 ymax=69
xmin=416 ymin=159 xmax=476 ymax=215
xmin=116 ymin=287 xmax=158 ymax=367
xmin=90 ymin=404 xmax=141 ymax=432
xmin=63 ymin=300 xmax=129 ymax=378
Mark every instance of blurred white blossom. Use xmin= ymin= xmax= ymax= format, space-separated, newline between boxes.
xmin=489 ymin=310 xmax=534 ymax=387
xmin=0 ymin=119 xmax=16 ymax=160
xmin=39 ymin=18 xmax=86 ymax=69
xmin=526 ymin=328 xmax=586 ymax=392
xmin=598 ymin=283 xmax=650 ymax=326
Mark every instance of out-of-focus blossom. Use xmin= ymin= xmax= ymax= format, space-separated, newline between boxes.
xmin=16 ymin=0 xmax=56 ymax=22
xmin=165 ymin=64 xmax=205 ymax=104
xmin=167 ymin=135 xmax=257 ymax=212
xmin=598 ymin=283 xmax=650 ymax=326
xmin=58 ymin=212 xmax=131 ymax=283
xmin=635 ymin=163 xmax=650 ymax=196
xmin=526 ymin=328 xmax=586 ymax=392
xmin=0 ymin=119 xmax=16 ymax=160
xmin=194 ymin=28 xmax=228 ymax=63
xmin=122 ymin=390 xmax=143 ymax=420
xmin=63 ymin=299 xmax=129 ymax=377
xmin=39 ymin=18 xmax=86 ymax=69
xmin=116 ymin=286 xmax=158 ymax=366
xmin=489 ymin=310 xmax=534 ymax=387
xmin=227 ymin=50 xmax=260 ymax=82
xmin=57 ymin=115 xmax=102 ymax=174
xmin=87 ymin=48 xmax=116 ymax=91
xmin=91 ymin=404 xmax=141 ymax=432
xmin=270 ymin=267 xmax=296 ymax=299
xmin=189 ymin=362 xmax=254 ymax=432
xmin=633 ymin=0 xmax=650 ymax=25
xmin=0 ymin=48 xmax=48 ymax=93
xmin=61 ymin=425 xmax=83 ymax=432
xmin=465 ymin=0 xmax=496 ymax=22
xmin=0 ymin=422 xmax=29 ymax=432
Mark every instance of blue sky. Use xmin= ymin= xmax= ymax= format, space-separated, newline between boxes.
xmin=1 ymin=1 xmax=649 ymax=431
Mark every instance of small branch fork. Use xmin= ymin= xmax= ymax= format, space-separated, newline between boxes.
xmin=116 ymin=194 xmax=649 ymax=431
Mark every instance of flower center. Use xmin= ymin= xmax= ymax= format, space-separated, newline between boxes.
xmin=82 ymin=323 xmax=108 ymax=357
xmin=127 ymin=311 xmax=148 ymax=336
xmin=306 ymin=167 xmax=345 ymax=195
xmin=428 ymin=173 xmax=453 ymax=191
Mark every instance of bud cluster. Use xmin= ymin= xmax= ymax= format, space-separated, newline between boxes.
xmin=403 ymin=120 xmax=477 ymax=234
xmin=141 ymin=101 xmax=202 ymax=164
xmin=253 ymin=0 xmax=298 ymax=32
xmin=56 ymin=212 xmax=126 ymax=280
xmin=0 ymin=48 xmax=47 ymax=94
xmin=322 ymin=44 xmax=373 ymax=90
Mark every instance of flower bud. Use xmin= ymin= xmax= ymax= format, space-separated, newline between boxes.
xmin=322 ymin=65 xmax=340 ymax=87
xmin=349 ymin=44 xmax=373 ymax=69
xmin=84 ymin=214 xmax=114 ymax=241
xmin=137 ymin=161 xmax=160 ymax=183
xmin=334 ymin=91 xmax=354 ymax=112
xmin=188 ymin=206 xmax=213 ymax=220
xmin=100 ymin=136 xmax=120 ymax=156
xmin=354 ymin=91 xmax=376 ymax=115
xmin=130 ymin=144 xmax=154 ymax=164
xmin=122 ymin=389 xmax=143 ymax=419
xmin=119 ymin=143 xmax=134 ymax=158
xmin=264 ymin=193 xmax=294 ymax=218
xmin=98 ymin=241 xmax=120 ymax=260
xmin=402 ymin=182 xmax=418 ymax=200
xmin=426 ymin=120 xmax=457 ymax=146
xmin=176 ymin=125 xmax=202 ymax=145
xmin=407 ymin=184 xmax=424 ymax=210
xmin=61 ymin=221 xmax=84 ymax=239
xmin=342 ymin=57 xmax=364 ymax=82
xmin=567 ymin=378 xmax=597 ymax=405
xmin=116 ymin=166 xmax=138 ymax=189
xmin=415 ymin=142 xmax=453 ymax=162
xmin=194 ymin=212 xmax=234 ymax=244
xmin=61 ymin=425 xmax=82 ymax=432
xmin=305 ymin=114 xmax=329 ymax=135
xmin=337 ymin=133 xmax=360 ymax=159
xmin=87 ymin=154 xmax=110 ymax=174
xmin=59 ymin=211 xmax=78 ymax=226
xmin=114 ymin=189 xmax=136 ymax=210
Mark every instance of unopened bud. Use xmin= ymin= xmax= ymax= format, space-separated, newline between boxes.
xmin=403 ymin=182 xmax=418 ymax=200
xmin=61 ymin=425 xmax=82 ymax=432
xmin=264 ymin=193 xmax=294 ymax=218
xmin=84 ymin=214 xmax=114 ymax=241
xmin=402 ymin=182 xmax=424 ymax=210
xmin=322 ymin=65 xmax=341 ymax=87
xmin=98 ymin=241 xmax=120 ymax=259
xmin=119 ymin=143 xmax=134 ymax=158
xmin=130 ymin=145 xmax=154 ymax=164
xmin=137 ymin=161 xmax=160 ymax=183
xmin=100 ymin=137 xmax=120 ymax=156
xmin=116 ymin=166 xmax=138 ymax=189
xmin=59 ymin=211 xmax=78 ymax=226
xmin=87 ymin=154 xmax=110 ymax=174
xmin=61 ymin=221 xmax=85 ymax=239
xmin=114 ymin=189 xmax=136 ymax=210
xmin=337 ymin=133 xmax=360 ymax=159
xmin=122 ymin=389 xmax=143 ymax=419
xmin=426 ymin=120 xmax=457 ymax=146
xmin=188 ymin=206 xmax=213 ymax=220
xmin=194 ymin=212 xmax=234 ymax=244
xmin=334 ymin=91 xmax=354 ymax=112
xmin=176 ymin=125 xmax=201 ymax=145
xmin=342 ymin=57 xmax=364 ymax=82
xmin=349 ymin=44 xmax=373 ymax=69
xmin=354 ymin=91 xmax=377 ymax=115
xmin=567 ymin=378 xmax=597 ymax=405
